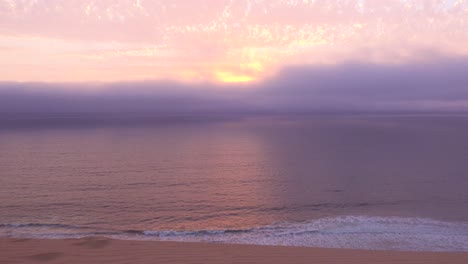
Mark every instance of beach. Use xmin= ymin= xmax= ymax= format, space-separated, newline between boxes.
xmin=1 ymin=237 xmax=468 ymax=264
xmin=2 ymin=0 xmax=468 ymax=262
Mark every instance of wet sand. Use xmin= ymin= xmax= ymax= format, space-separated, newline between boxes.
xmin=1 ymin=237 xmax=467 ymax=264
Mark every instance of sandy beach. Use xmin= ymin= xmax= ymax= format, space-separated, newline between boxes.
xmin=1 ymin=237 xmax=467 ymax=264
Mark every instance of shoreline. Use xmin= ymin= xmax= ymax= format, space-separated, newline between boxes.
xmin=1 ymin=237 xmax=468 ymax=264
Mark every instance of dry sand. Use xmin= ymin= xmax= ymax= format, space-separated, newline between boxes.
xmin=1 ymin=237 xmax=467 ymax=264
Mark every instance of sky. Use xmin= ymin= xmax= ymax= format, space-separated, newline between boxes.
xmin=0 ymin=0 xmax=468 ymax=113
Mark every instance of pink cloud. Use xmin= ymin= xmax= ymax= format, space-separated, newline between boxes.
xmin=0 ymin=0 xmax=467 ymax=82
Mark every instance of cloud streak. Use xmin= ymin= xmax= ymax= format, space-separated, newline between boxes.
xmin=1 ymin=56 xmax=468 ymax=115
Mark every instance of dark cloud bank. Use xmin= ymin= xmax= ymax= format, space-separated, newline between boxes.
xmin=1 ymin=57 xmax=468 ymax=118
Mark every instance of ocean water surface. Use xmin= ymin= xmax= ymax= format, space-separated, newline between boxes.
xmin=1 ymin=114 xmax=468 ymax=251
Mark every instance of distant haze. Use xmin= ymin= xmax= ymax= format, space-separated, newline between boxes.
xmin=1 ymin=56 xmax=468 ymax=114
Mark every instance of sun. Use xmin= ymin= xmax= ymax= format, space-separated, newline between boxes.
xmin=215 ymin=71 xmax=254 ymax=83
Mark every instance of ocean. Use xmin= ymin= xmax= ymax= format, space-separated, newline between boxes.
xmin=1 ymin=114 xmax=468 ymax=251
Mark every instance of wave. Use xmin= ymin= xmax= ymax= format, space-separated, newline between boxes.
xmin=0 ymin=222 xmax=118 ymax=239
xmin=0 ymin=223 xmax=94 ymax=230
xmin=140 ymin=228 xmax=250 ymax=237
xmin=2 ymin=216 xmax=468 ymax=252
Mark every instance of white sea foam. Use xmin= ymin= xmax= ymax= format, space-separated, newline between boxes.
xmin=2 ymin=216 xmax=468 ymax=251
xmin=137 ymin=216 xmax=468 ymax=252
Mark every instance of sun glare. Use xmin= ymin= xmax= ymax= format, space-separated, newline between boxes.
xmin=216 ymin=72 xmax=254 ymax=83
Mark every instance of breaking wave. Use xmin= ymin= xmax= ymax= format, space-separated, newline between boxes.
xmin=2 ymin=216 xmax=468 ymax=252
